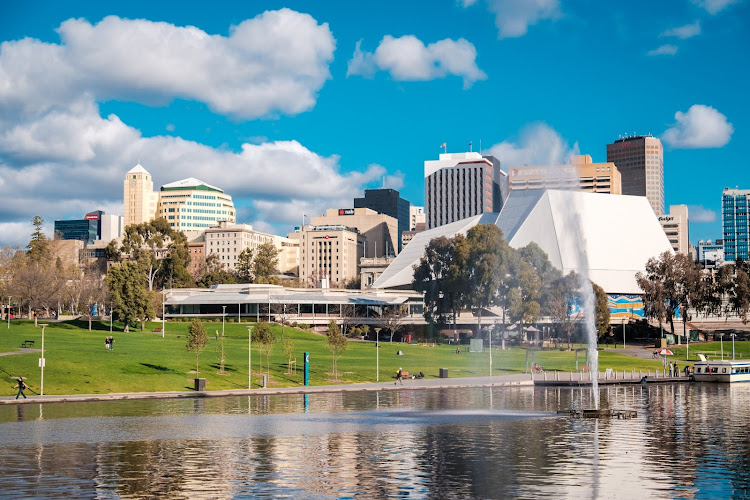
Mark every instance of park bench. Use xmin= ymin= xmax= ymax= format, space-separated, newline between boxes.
xmin=21 ymin=340 xmax=35 ymax=348
xmin=152 ymin=327 xmax=163 ymax=333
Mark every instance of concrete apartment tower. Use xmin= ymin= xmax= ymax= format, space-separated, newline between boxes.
xmin=123 ymin=164 xmax=158 ymax=227
xmin=606 ymin=135 xmax=664 ymax=215
xmin=424 ymin=152 xmax=507 ymax=229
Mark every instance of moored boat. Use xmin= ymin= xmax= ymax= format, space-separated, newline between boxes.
xmin=693 ymin=358 xmax=750 ymax=383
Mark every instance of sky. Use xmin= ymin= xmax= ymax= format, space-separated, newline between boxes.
xmin=0 ymin=0 xmax=747 ymax=248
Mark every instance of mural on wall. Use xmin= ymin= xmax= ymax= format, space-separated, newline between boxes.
xmin=608 ymin=294 xmax=644 ymax=319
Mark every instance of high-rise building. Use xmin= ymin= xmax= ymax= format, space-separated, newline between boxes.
xmin=722 ymin=187 xmax=750 ymax=263
xmin=204 ymin=221 xmax=299 ymax=275
xmin=299 ymin=224 xmax=364 ymax=286
xmin=311 ymin=208 xmax=398 ymax=258
xmin=158 ymin=177 xmax=235 ymax=231
xmin=409 ymin=206 xmax=425 ymax=230
xmin=54 ymin=211 xmax=104 ymax=245
xmin=659 ymin=205 xmax=689 ymax=255
xmin=606 ymin=135 xmax=664 ymax=215
xmin=424 ymin=152 xmax=507 ymax=229
xmin=508 ymin=155 xmax=622 ymax=194
xmin=123 ymin=164 xmax=159 ymax=227
xmin=354 ymin=189 xmax=410 ymax=251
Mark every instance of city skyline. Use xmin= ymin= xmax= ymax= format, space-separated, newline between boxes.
xmin=0 ymin=0 xmax=747 ymax=247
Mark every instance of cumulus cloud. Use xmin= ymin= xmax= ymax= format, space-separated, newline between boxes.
xmin=347 ymin=35 xmax=486 ymax=88
xmin=485 ymin=122 xmax=579 ymax=167
xmin=648 ymin=44 xmax=679 ymax=56
xmin=0 ymin=11 xmax=335 ymax=119
xmin=661 ymin=104 xmax=734 ymax=148
xmin=660 ymin=21 xmax=701 ymax=39
xmin=688 ymin=205 xmax=717 ymax=223
xmin=0 ymin=11 xmax=404 ymax=246
xmin=461 ymin=0 xmax=561 ymax=39
xmin=691 ymin=0 xmax=741 ymax=14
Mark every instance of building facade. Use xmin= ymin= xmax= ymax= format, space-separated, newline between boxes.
xmin=424 ymin=152 xmax=506 ymax=229
xmin=722 ymin=187 xmax=750 ymax=263
xmin=354 ymin=189 xmax=410 ymax=251
xmin=158 ymin=178 xmax=235 ymax=231
xmin=696 ymin=239 xmax=724 ymax=269
xmin=204 ymin=222 xmax=299 ymax=275
xmin=508 ymin=155 xmax=622 ymax=194
xmin=311 ymin=208 xmax=398 ymax=258
xmin=409 ymin=206 xmax=425 ymax=230
xmin=54 ymin=211 xmax=103 ymax=245
xmin=123 ymin=164 xmax=158 ymax=227
xmin=659 ymin=205 xmax=689 ymax=255
xmin=299 ymin=225 xmax=365 ymax=287
xmin=606 ymin=135 xmax=664 ymax=215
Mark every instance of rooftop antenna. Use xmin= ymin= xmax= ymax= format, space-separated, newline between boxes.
xmin=469 ymin=140 xmax=473 ymax=153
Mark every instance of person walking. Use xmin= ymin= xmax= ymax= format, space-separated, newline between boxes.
xmin=14 ymin=377 xmax=28 ymax=399
xmin=395 ymin=368 xmax=404 ymax=385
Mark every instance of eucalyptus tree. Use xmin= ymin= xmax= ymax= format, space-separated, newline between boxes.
xmin=106 ymin=260 xmax=154 ymax=332
xmin=636 ymin=251 xmax=680 ymax=337
xmin=253 ymin=242 xmax=280 ymax=284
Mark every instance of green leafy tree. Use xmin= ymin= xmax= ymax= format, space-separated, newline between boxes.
xmin=197 ymin=253 xmax=237 ymax=287
xmin=253 ymin=242 xmax=280 ymax=284
xmin=106 ymin=261 xmax=154 ymax=332
xmin=187 ymin=320 xmax=209 ymax=375
xmin=252 ymin=323 xmax=274 ymax=378
xmin=120 ymin=218 xmax=191 ymax=290
xmin=27 ymin=215 xmax=50 ymax=262
xmin=282 ymin=338 xmax=296 ymax=373
xmin=506 ymin=254 xmax=542 ymax=334
xmin=235 ymin=248 xmax=254 ymax=283
xmin=326 ymin=320 xmax=348 ymax=380
xmin=548 ymin=271 xmax=579 ymax=349
xmin=636 ymin=251 xmax=683 ymax=337
xmin=592 ymin=281 xmax=610 ymax=337
xmin=730 ymin=263 xmax=750 ymax=323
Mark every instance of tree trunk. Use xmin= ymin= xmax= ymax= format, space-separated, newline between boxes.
xmin=196 ymin=350 xmax=199 ymax=374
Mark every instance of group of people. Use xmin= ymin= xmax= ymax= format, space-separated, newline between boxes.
xmin=668 ymin=362 xmax=680 ymax=377
xmin=105 ymin=336 xmax=115 ymax=350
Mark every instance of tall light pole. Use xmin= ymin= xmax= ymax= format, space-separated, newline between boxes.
xmin=110 ymin=303 xmax=113 ymax=333
xmin=374 ymin=327 xmax=381 ymax=382
xmin=731 ymin=333 xmax=736 ymax=360
xmin=247 ymin=325 xmax=253 ymax=389
xmin=720 ymin=333 xmax=724 ymax=360
xmin=161 ymin=288 xmax=166 ymax=338
xmin=7 ymin=296 xmax=10 ymax=329
xmin=39 ymin=323 xmax=48 ymax=396
xmin=222 ymin=305 xmax=226 ymax=337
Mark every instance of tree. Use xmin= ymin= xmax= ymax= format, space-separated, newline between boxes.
xmin=636 ymin=251 xmax=681 ymax=337
xmin=253 ymin=242 xmax=280 ymax=284
xmin=412 ymin=236 xmax=466 ymax=337
xmin=252 ymin=323 xmax=274 ymax=378
xmin=506 ymin=254 xmax=542 ymax=336
xmin=730 ymin=264 xmax=750 ymax=323
xmin=104 ymin=239 xmax=122 ymax=262
xmin=196 ymin=254 xmax=237 ymax=287
xmin=235 ymin=247 xmax=254 ymax=283
xmin=106 ymin=261 xmax=154 ymax=332
xmin=592 ymin=281 xmax=610 ymax=337
xmin=379 ymin=306 xmax=407 ymax=343
xmin=282 ymin=338 xmax=296 ymax=374
xmin=326 ymin=320 xmax=348 ymax=380
xmin=187 ymin=320 xmax=209 ymax=375
xmin=548 ymin=272 xmax=579 ymax=350
xmin=120 ymin=218 xmax=191 ymax=291
xmin=27 ymin=215 xmax=50 ymax=262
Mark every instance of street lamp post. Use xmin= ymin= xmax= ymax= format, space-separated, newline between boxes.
xmin=247 ymin=325 xmax=253 ymax=389
xmin=7 ymin=296 xmax=10 ymax=329
xmin=720 ymin=333 xmax=724 ymax=360
xmin=222 ymin=305 xmax=226 ymax=337
xmin=489 ymin=322 xmax=494 ymax=377
xmin=374 ymin=327 xmax=381 ymax=382
xmin=110 ymin=303 xmax=113 ymax=333
xmin=731 ymin=333 xmax=736 ymax=360
xmin=39 ymin=323 xmax=48 ymax=396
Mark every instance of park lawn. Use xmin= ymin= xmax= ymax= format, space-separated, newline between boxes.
xmin=3 ymin=320 xmax=744 ymax=396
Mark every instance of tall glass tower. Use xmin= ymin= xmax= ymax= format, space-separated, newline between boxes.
xmin=722 ymin=187 xmax=750 ymax=263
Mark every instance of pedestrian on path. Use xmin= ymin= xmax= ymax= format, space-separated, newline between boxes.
xmin=395 ymin=368 xmax=403 ymax=385
xmin=14 ymin=377 xmax=28 ymax=399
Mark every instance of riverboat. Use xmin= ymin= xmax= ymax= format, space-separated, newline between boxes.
xmin=693 ymin=359 xmax=750 ymax=383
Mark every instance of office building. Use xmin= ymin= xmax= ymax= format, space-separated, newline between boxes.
xmin=659 ymin=205 xmax=689 ymax=255
xmin=409 ymin=206 xmax=425 ymax=230
xmin=311 ymin=208 xmax=398 ymax=258
xmin=159 ymin=178 xmax=235 ymax=231
xmin=401 ymin=223 xmax=425 ymax=249
xmin=299 ymin=224 xmax=365 ymax=286
xmin=204 ymin=221 xmax=299 ymax=276
xmin=606 ymin=135 xmax=664 ymax=215
xmin=424 ymin=152 xmax=507 ymax=229
xmin=722 ymin=187 xmax=750 ymax=263
xmin=123 ymin=164 xmax=158 ymax=227
xmin=54 ymin=210 xmax=118 ymax=245
xmin=697 ymin=239 xmax=724 ymax=269
xmin=354 ymin=189 xmax=410 ymax=251
xmin=508 ymin=155 xmax=622 ymax=194
xmin=100 ymin=214 xmax=123 ymax=242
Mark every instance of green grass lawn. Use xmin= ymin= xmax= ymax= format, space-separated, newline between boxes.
xmin=1 ymin=319 xmax=741 ymax=396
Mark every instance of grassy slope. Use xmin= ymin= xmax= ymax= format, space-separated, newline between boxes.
xmin=1 ymin=320 xmax=746 ymax=395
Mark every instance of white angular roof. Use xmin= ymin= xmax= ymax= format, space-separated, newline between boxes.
xmin=161 ymin=177 xmax=222 ymax=192
xmin=127 ymin=164 xmax=149 ymax=174
xmin=373 ymin=190 xmax=674 ymax=294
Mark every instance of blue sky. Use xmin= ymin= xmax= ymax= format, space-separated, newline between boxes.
xmin=0 ymin=0 xmax=747 ymax=247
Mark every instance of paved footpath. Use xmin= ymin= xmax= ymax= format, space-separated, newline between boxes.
xmin=1 ymin=373 xmax=534 ymax=406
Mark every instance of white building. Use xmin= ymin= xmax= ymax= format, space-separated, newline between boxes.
xmin=374 ymin=189 xmax=674 ymax=295
xmin=659 ymin=205 xmax=689 ymax=255
xmin=158 ymin=177 xmax=235 ymax=231
xmin=409 ymin=206 xmax=425 ymax=230
xmin=424 ymin=152 xmax=507 ymax=229
xmin=123 ymin=164 xmax=158 ymax=227
xmin=204 ymin=221 xmax=299 ymax=275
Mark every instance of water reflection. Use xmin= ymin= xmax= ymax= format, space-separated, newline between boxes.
xmin=1 ymin=384 xmax=749 ymax=498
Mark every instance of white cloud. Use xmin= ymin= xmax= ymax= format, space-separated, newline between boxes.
xmin=462 ymin=0 xmax=561 ymax=39
xmin=688 ymin=205 xmax=717 ymax=223
xmin=660 ymin=21 xmax=701 ymax=39
xmin=485 ymin=122 xmax=579 ymax=167
xmin=691 ymin=0 xmax=741 ymax=14
xmin=661 ymin=104 xmax=734 ymax=148
xmin=347 ymin=35 xmax=486 ymax=89
xmin=0 ymin=11 xmax=335 ymax=120
xmin=647 ymin=44 xmax=679 ymax=56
